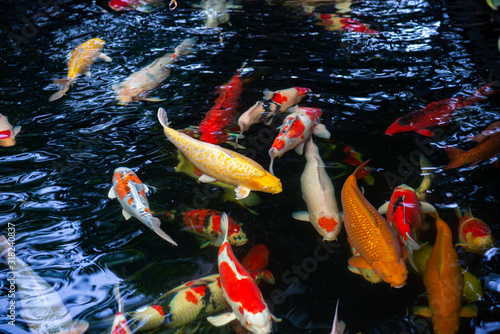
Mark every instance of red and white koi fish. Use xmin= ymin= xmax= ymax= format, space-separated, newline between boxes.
xmin=330 ymin=300 xmax=346 ymax=334
xmin=238 ymin=87 xmax=312 ymax=133
xmin=292 ymin=139 xmax=343 ymax=241
xmin=158 ymin=108 xmax=282 ymax=200
xmin=0 ymin=113 xmax=21 ymax=147
xmin=108 ymin=167 xmax=177 ymax=246
xmin=0 ymin=236 xmax=89 ymax=334
xmin=113 ymin=39 xmax=195 ymax=105
xmin=207 ymin=213 xmax=280 ymax=333
xmin=385 ymin=82 xmax=499 ymax=137
xmin=378 ymin=184 xmax=436 ymax=271
xmin=314 ymin=13 xmax=380 ymax=35
xmin=268 ymin=106 xmax=330 ymax=174
xmin=182 ymin=209 xmax=248 ymax=248
xmin=109 ymin=0 xmax=165 ymax=12
xmin=110 ymin=285 xmax=132 ymax=334
xmin=198 ymin=65 xmax=247 ymax=145
xmin=455 ymin=208 xmax=496 ymax=255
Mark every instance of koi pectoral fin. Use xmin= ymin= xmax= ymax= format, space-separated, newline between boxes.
xmin=207 ymin=312 xmax=237 ymax=327
xmin=292 ymin=211 xmax=311 ymax=222
xmin=198 ymin=174 xmax=218 ymax=183
xmin=412 ymin=306 xmax=432 ymax=318
xmin=348 ymin=256 xmax=372 ymax=269
xmin=99 ymin=53 xmax=113 ymax=62
xmin=108 ymin=187 xmax=117 ymax=199
xmin=235 ymin=186 xmax=251 ymax=200
xmin=460 ymin=304 xmax=478 ymax=318
xmin=122 ymin=209 xmax=133 ymax=220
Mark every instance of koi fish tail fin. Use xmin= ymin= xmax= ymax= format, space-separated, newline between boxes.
xmin=353 ymin=159 xmax=371 ymax=180
xmin=220 ymin=213 xmax=230 ymax=244
xmin=149 ymin=217 xmax=178 ymax=246
xmin=269 ymin=155 xmax=275 ymax=175
xmin=454 ymin=206 xmax=463 ymax=219
xmin=49 ymin=78 xmax=73 ymax=102
xmin=416 ymin=155 xmax=433 ymax=200
xmin=474 ymin=81 xmax=500 ymax=98
xmin=113 ymin=284 xmax=125 ymax=314
xmin=406 ymin=234 xmax=421 ymax=272
xmin=330 ymin=300 xmax=346 ymax=334
xmin=0 ymin=235 xmax=11 ymax=260
xmin=443 ymin=146 xmax=466 ymax=170
xmin=174 ymin=38 xmax=196 ymax=57
xmin=157 ymin=107 xmax=171 ymax=129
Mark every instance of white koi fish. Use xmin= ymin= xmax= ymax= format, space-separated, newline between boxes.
xmin=0 ymin=235 xmax=89 ymax=334
xmin=292 ymin=139 xmax=343 ymax=241
xmin=112 ymin=39 xmax=195 ymax=105
xmin=108 ymin=167 xmax=177 ymax=246
xmin=268 ymin=106 xmax=330 ymax=174
xmin=0 ymin=113 xmax=21 ymax=147
xmin=207 ymin=213 xmax=280 ymax=333
xmin=157 ymin=107 xmax=282 ymax=200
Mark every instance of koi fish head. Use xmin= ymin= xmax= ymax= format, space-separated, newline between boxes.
xmin=0 ymin=130 xmax=15 ymax=147
xmin=371 ymin=258 xmax=407 ymax=288
xmin=239 ymin=309 xmax=275 ymax=334
xmin=459 ymin=217 xmax=495 ymax=254
xmin=294 ymin=87 xmax=312 ymax=97
xmin=87 ymin=38 xmax=105 ymax=49
xmin=228 ymin=230 xmax=248 ymax=246
xmin=244 ymin=172 xmax=282 ymax=194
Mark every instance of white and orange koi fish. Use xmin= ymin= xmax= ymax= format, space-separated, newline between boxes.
xmin=292 ymin=139 xmax=342 ymax=241
xmin=158 ymin=107 xmax=282 ymax=200
xmin=0 ymin=113 xmax=21 ymax=147
xmin=110 ymin=285 xmax=132 ymax=334
xmin=108 ymin=167 xmax=177 ymax=246
xmin=269 ymin=106 xmax=330 ymax=174
xmin=238 ymin=87 xmax=311 ymax=133
xmin=207 ymin=213 xmax=280 ymax=333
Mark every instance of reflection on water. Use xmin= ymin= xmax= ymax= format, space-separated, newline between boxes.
xmin=0 ymin=0 xmax=500 ymax=333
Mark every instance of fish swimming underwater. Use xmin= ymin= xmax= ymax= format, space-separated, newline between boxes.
xmin=238 ymin=87 xmax=311 ymax=133
xmin=207 ymin=213 xmax=280 ymax=333
xmin=110 ymin=285 xmax=132 ymax=334
xmin=314 ymin=13 xmax=380 ymax=35
xmin=455 ymin=208 xmax=496 ymax=255
xmin=341 ymin=160 xmax=407 ymax=288
xmin=0 ymin=235 xmax=89 ymax=334
xmin=292 ymin=139 xmax=343 ymax=241
xmin=49 ymin=37 xmax=112 ymax=102
xmin=0 ymin=113 xmax=21 ymax=147
xmin=113 ymin=39 xmax=195 ymax=105
xmin=108 ymin=0 xmax=165 ymax=12
xmin=385 ymin=82 xmax=499 ymax=137
xmin=347 ymin=245 xmax=383 ymax=284
xmin=201 ymin=0 xmax=230 ymax=28
xmin=158 ymin=107 xmax=282 ymax=200
xmin=241 ymin=244 xmax=275 ymax=285
xmin=108 ymin=167 xmax=177 ymax=246
xmin=330 ymin=300 xmax=346 ymax=334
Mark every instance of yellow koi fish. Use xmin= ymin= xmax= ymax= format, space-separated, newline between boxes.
xmin=49 ymin=38 xmax=112 ymax=101
xmin=158 ymin=108 xmax=282 ymax=199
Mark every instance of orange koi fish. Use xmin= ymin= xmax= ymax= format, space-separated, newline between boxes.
xmin=385 ymin=82 xmax=499 ymax=137
xmin=238 ymin=87 xmax=311 ymax=133
xmin=241 ymin=244 xmax=275 ymax=284
xmin=110 ymin=285 xmax=132 ymax=334
xmin=314 ymin=13 xmax=380 ymax=35
xmin=444 ymin=121 xmax=500 ymax=169
xmin=108 ymin=167 xmax=177 ymax=246
xmin=207 ymin=214 xmax=280 ymax=332
xmin=49 ymin=38 xmax=112 ymax=101
xmin=182 ymin=209 xmax=248 ymax=248
xmin=341 ymin=160 xmax=407 ymax=288
xmin=0 ymin=113 xmax=21 ymax=147
xmin=198 ymin=66 xmax=247 ymax=145
xmin=158 ymin=108 xmax=282 ymax=200
xmin=455 ymin=208 xmax=496 ymax=255
xmin=413 ymin=217 xmax=477 ymax=334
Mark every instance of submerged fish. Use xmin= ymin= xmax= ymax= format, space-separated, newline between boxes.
xmin=456 ymin=208 xmax=496 ymax=255
xmin=0 ymin=113 xmax=21 ymax=147
xmin=49 ymin=37 xmax=112 ymax=101
xmin=314 ymin=13 xmax=380 ymax=35
xmin=330 ymin=300 xmax=346 ymax=334
xmin=202 ymin=0 xmax=230 ymax=28
xmin=0 ymin=235 xmax=89 ymax=334
xmin=110 ymin=285 xmax=132 ymax=334
xmin=109 ymin=0 xmax=165 ymax=12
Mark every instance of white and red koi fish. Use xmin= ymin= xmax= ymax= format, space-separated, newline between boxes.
xmin=292 ymin=139 xmax=343 ymax=241
xmin=109 ymin=0 xmax=165 ymax=12
xmin=108 ymin=167 xmax=177 ymax=246
xmin=158 ymin=108 xmax=282 ymax=200
xmin=0 ymin=113 xmax=21 ymax=147
xmin=330 ymin=300 xmax=346 ymax=334
xmin=110 ymin=285 xmax=132 ymax=334
xmin=0 ymin=236 xmax=89 ymax=334
xmin=238 ymin=87 xmax=312 ymax=133
xmin=314 ymin=13 xmax=380 ymax=35
xmin=455 ymin=208 xmax=496 ymax=255
xmin=112 ymin=39 xmax=195 ymax=105
xmin=207 ymin=213 xmax=280 ymax=333
xmin=378 ymin=184 xmax=436 ymax=271
xmin=269 ymin=106 xmax=330 ymax=174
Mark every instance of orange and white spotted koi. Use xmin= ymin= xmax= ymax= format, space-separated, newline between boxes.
xmin=108 ymin=167 xmax=177 ymax=246
xmin=158 ymin=107 xmax=282 ymax=200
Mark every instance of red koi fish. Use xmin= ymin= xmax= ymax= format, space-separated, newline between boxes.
xmin=268 ymin=106 xmax=330 ymax=174
xmin=109 ymin=0 xmax=165 ymax=12
xmin=456 ymin=208 xmax=496 ymax=255
xmin=444 ymin=121 xmax=500 ymax=169
xmin=182 ymin=209 xmax=248 ymax=248
xmin=378 ymin=184 xmax=436 ymax=271
xmin=314 ymin=13 xmax=380 ymax=35
xmin=207 ymin=214 xmax=280 ymax=332
xmin=0 ymin=113 xmax=21 ymax=147
xmin=110 ymin=285 xmax=132 ymax=334
xmin=385 ymin=82 xmax=499 ymax=137
xmin=241 ymin=244 xmax=275 ymax=284
xmin=198 ymin=66 xmax=247 ymax=145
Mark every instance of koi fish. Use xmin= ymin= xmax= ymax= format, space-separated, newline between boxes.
xmin=112 ymin=39 xmax=195 ymax=105
xmin=413 ymin=217 xmax=477 ymax=334
xmin=330 ymin=300 xmax=346 ymax=334
xmin=0 ymin=236 xmax=89 ymax=334
xmin=292 ymin=139 xmax=343 ymax=241
xmin=341 ymin=160 xmax=407 ymax=288
xmin=238 ymin=87 xmax=312 ymax=133
xmin=347 ymin=245 xmax=382 ymax=284
xmin=110 ymin=285 xmax=132 ymax=334
xmin=199 ymin=65 xmax=247 ymax=145
xmin=109 ymin=0 xmax=165 ymax=12
xmin=378 ymin=184 xmax=437 ymax=271
xmin=108 ymin=167 xmax=177 ymax=246
xmin=49 ymin=38 xmax=112 ymax=102
xmin=385 ymin=82 xmax=499 ymax=137
xmin=182 ymin=209 xmax=248 ymax=248
xmin=444 ymin=121 xmax=500 ymax=169
xmin=202 ymin=0 xmax=230 ymax=28
xmin=207 ymin=213 xmax=280 ymax=332
xmin=0 ymin=113 xmax=21 ymax=147
xmin=241 ymin=244 xmax=275 ymax=285
xmin=455 ymin=208 xmax=496 ymax=255
xmin=158 ymin=107 xmax=282 ymax=200
xmin=268 ymin=106 xmax=331 ymax=174
xmin=314 ymin=13 xmax=380 ymax=35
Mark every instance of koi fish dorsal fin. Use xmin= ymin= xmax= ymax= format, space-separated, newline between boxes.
xmin=378 ymin=201 xmax=389 ymax=214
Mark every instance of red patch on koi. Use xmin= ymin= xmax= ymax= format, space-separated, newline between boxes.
xmin=151 ymin=305 xmax=165 ymax=316
xmin=185 ymin=290 xmax=200 ymax=305
xmin=273 ymin=93 xmax=288 ymax=104
xmin=273 ymin=138 xmax=286 ymax=151
xmin=318 ymin=216 xmax=338 ymax=232
xmin=460 ymin=218 xmax=491 ymax=238
xmin=127 ymin=198 xmax=133 ymax=205
xmin=295 ymin=87 xmax=311 ymax=96
xmin=0 ymin=130 xmax=11 ymax=139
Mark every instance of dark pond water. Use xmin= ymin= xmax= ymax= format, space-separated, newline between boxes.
xmin=0 ymin=0 xmax=500 ymax=333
